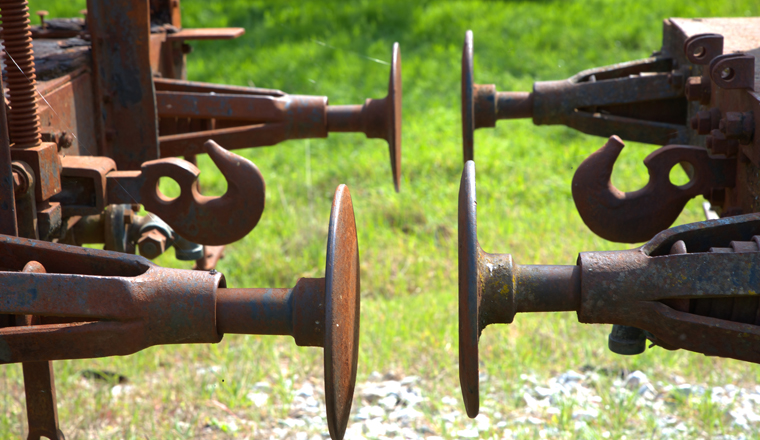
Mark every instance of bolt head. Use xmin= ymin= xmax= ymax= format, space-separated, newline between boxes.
xmin=696 ymin=111 xmax=713 ymax=135
xmin=138 ymin=229 xmax=167 ymax=259
xmin=722 ymin=112 xmax=755 ymax=143
xmin=685 ymin=76 xmax=703 ymax=101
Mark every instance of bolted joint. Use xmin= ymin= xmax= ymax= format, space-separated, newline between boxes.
xmin=706 ymin=129 xmax=738 ymax=156
xmin=720 ymin=111 xmax=754 ymax=144
xmin=138 ymin=229 xmax=168 ymax=259
xmin=690 ymin=107 xmax=721 ymax=135
xmin=684 ymin=76 xmax=711 ymax=104
xmin=668 ymin=71 xmax=684 ymax=89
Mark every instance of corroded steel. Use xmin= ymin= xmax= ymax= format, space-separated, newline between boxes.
xmin=87 ymin=0 xmax=159 ymax=169
xmin=459 ymin=161 xmax=760 ymax=418
xmin=0 ymin=0 xmax=40 ymax=148
xmin=105 ymin=140 xmax=265 ymax=246
xmin=0 ymin=3 xmax=376 ymax=439
xmin=157 ymin=43 xmax=403 ymax=192
xmin=19 ymin=261 xmax=65 ymax=440
xmin=0 ymin=184 xmax=359 ymax=440
xmin=461 ymin=30 xmax=688 ymax=161
xmin=572 ymin=135 xmax=736 ymax=243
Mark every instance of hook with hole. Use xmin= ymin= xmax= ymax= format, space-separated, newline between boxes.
xmin=571 ymin=136 xmax=735 ymax=243
xmin=106 ymin=140 xmax=265 ymax=246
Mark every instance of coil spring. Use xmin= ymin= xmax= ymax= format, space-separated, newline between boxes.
xmin=663 ymin=238 xmax=760 ymax=325
xmin=0 ymin=0 xmax=40 ymax=148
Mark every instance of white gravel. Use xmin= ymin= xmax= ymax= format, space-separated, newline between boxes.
xmin=179 ymin=368 xmax=760 ymax=439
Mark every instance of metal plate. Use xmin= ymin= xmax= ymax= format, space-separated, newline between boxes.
xmin=458 ymin=160 xmax=480 ymax=418
xmin=388 ymin=42 xmax=402 ymax=193
xmin=324 ymin=184 xmax=360 ymax=440
xmin=461 ymin=31 xmax=475 ymax=163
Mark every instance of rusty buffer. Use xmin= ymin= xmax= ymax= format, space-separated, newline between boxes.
xmin=3 ymin=0 xmax=403 ymax=275
xmin=462 ymin=20 xmax=760 ymax=244
xmin=156 ymin=43 xmax=403 ymax=192
xmin=461 ymin=21 xmax=757 ymax=161
xmin=0 ymin=185 xmax=360 ymax=440
xmin=32 ymin=2 xmax=402 ymax=191
xmin=0 ymin=1 xmax=382 ymax=438
xmin=459 ymin=161 xmax=760 ymax=418
xmin=461 ymin=29 xmax=689 ymax=162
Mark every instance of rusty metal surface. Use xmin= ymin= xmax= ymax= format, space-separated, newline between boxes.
xmin=106 ymin=140 xmax=265 ymax=246
xmin=154 ymin=77 xmax=285 ymax=97
xmin=53 ymin=155 xmax=116 ymax=216
xmin=710 ymin=54 xmax=755 ymax=90
xmin=157 ymin=44 xmax=402 ymax=192
xmin=684 ymin=33 xmax=724 ymax=65
xmin=0 ymin=236 xmax=223 ymax=363
xmin=0 ymin=184 xmax=360 ymax=440
xmin=87 ymin=0 xmax=159 ymax=169
xmin=324 ymin=184 xmax=360 ymax=440
xmin=461 ymin=29 xmax=690 ymax=162
xmin=37 ymin=71 xmax=97 ymax=157
xmin=458 ymin=162 xmax=581 ymax=417
xmin=10 ymin=143 xmax=62 ymax=201
xmin=459 ymin=157 xmax=760 ymax=416
xmin=458 ymin=160 xmax=479 ymax=417
xmin=1 ymin=0 xmax=41 ymax=148
xmin=572 ymin=135 xmax=736 ymax=243
xmin=19 ymin=261 xmax=65 ymax=440
xmin=461 ymin=31 xmax=475 ymax=163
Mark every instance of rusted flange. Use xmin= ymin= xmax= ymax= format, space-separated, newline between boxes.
xmin=387 ymin=42 xmax=402 ymax=193
xmin=324 ymin=184 xmax=360 ymax=440
xmin=462 ymin=31 xmax=475 ymax=163
xmin=458 ymin=160 xmax=480 ymax=417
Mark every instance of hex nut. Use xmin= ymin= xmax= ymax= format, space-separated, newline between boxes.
xmin=138 ymin=229 xmax=167 ymax=259
xmin=721 ymin=111 xmax=754 ymax=144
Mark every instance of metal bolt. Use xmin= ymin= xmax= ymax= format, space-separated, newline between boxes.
xmin=138 ymin=229 xmax=168 ymax=259
xmin=691 ymin=108 xmax=721 ymax=135
xmin=57 ymin=131 xmax=74 ymax=149
xmin=707 ymin=129 xmax=738 ymax=156
xmin=720 ymin=111 xmax=754 ymax=144
xmin=685 ymin=76 xmax=710 ymax=104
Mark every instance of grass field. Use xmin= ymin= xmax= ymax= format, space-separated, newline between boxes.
xmin=4 ymin=0 xmax=760 ymax=438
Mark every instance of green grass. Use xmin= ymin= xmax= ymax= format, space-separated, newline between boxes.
xmin=5 ymin=0 xmax=760 ymax=438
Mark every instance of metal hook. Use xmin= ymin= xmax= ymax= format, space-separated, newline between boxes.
xmin=571 ymin=136 xmax=735 ymax=243
xmin=107 ymin=140 xmax=265 ymax=246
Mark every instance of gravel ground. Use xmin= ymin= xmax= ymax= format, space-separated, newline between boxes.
xmin=185 ymin=368 xmax=760 ymax=439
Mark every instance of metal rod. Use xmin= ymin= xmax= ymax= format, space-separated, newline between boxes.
xmin=479 ymin=252 xmax=581 ymax=327
xmin=216 ymin=277 xmax=326 ymax=347
xmin=496 ymin=91 xmax=534 ymax=120
xmin=20 ymin=261 xmax=64 ymax=440
xmin=326 ymin=105 xmax=364 ymax=132
xmin=216 ymin=288 xmax=294 ymax=336
xmin=514 ymin=265 xmax=581 ymax=313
